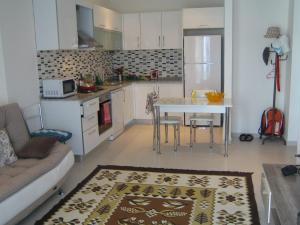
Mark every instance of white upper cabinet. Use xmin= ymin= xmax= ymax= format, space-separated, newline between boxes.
xmin=94 ymin=5 xmax=122 ymax=31
xmin=183 ymin=7 xmax=224 ymax=29
xmin=123 ymin=11 xmax=182 ymax=50
xmin=162 ymin=11 xmax=182 ymax=49
xmin=33 ymin=0 xmax=60 ymax=50
xmin=140 ymin=12 xmax=162 ymax=50
xmin=33 ymin=0 xmax=79 ymax=50
xmin=122 ymin=13 xmax=141 ymax=50
xmin=56 ymin=0 xmax=78 ymax=49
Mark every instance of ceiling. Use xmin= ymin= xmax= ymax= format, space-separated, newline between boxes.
xmin=89 ymin=0 xmax=224 ymax=13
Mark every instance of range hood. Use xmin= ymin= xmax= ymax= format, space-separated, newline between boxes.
xmin=76 ymin=4 xmax=96 ymax=48
xmin=78 ymin=30 xmax=97 ymax=48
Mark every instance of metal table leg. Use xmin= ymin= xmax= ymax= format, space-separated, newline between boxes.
xmin=165 ymin=112 xmax=168 ymax=143
xmin=224 ymin=107 xmax=230 ymax=157
xmin=156 ymin=106 xmax=161 ymax=154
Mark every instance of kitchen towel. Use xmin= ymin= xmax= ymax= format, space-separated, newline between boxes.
xmin=102 ymin=102 xmax=111 ymax=124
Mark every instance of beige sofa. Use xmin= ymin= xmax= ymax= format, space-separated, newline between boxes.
xmin=0 ymin=103 xmax=74 ymax=225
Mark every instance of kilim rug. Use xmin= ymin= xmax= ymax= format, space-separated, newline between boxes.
xmin=36 ymin=165 xmax=260 ymax=225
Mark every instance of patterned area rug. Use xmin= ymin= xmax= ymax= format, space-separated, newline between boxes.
xmin=36 ymin=166 xmax=260 ymax=225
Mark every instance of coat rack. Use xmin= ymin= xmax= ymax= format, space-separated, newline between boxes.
xmin=261 ymin=49 xmax=287 ymax=145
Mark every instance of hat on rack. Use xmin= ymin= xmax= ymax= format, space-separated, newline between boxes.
xmin=264 ymin=26 xmax=281 ymax=39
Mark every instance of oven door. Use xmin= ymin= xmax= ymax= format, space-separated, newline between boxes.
xmin=62 ymin=79 xmax=76 ymax=96
xmin=98 ymin=93 xmax=112 ymax=134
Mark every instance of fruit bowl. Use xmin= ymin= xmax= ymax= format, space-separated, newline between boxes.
xmin=205 ymin=91 xmax=224 ymax=102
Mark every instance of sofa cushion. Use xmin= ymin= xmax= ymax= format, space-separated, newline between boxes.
xmin=0 ymin=129 xmax=18 ymax=167
xmin=0 ymin=142 xmax=70 ymax=202
xmin=17 ymin=137 xmax=57 ymax=159
xmin=0 ymin=103 xmax=30 ymax=153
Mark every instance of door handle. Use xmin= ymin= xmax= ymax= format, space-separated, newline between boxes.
xmin=137 ymin=36 xmax=140 ymax=49
xmin=163 ymin=36 xmax=165 ymax=48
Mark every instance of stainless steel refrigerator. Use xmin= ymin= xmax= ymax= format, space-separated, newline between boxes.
xmin=184 ymin=35 xmax=222 ymax=126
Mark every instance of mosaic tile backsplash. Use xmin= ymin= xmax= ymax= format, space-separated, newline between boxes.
xmin=37 ymin=49 xmax=113 ymax=81
xmin=37 ymin=48 xmax=183 ymax=84
xmin=113 ymin=49 xmax=183 ymax=78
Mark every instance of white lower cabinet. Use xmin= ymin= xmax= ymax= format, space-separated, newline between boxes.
xmin=41 ymin=82 xmax=183 ymax=155
xmin=41 ymin=97 xmax=112 ymax=156
xmin=133 ymin=82 xmax=183 ymax=120
xmin=111 ymin=89 xmax=125 ymax=139
xmin=83 ymin=125 xmax=101 ymax=154
xmin=123 ymin=85 xmax=134 ymax=125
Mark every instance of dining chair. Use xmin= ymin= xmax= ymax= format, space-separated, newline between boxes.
xmin=146 ymin=92 xmax=181 ymax=152
xmin=189 ymin=90 xmax=214 ymax=149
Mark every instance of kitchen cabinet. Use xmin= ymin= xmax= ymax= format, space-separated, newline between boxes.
xmin=162 ymin=11 xmax=182 ymax=49
xmin=123 ymin=85 xmax=134 ymax=126
xmin=94 ymin=5 xmax=122 ymax=32
xmin=140 ymin=12 xmax=162 ymax=50
xmin=122 ymin=13 xmax=141 ymax=50
xmin=124 ymin=11 xmax=182 ymax=50
xmin=94 ymin=28 xmax=122 ymax=50
xmin=183 ymin=7 xmax=224 ymax=29
xmin=133 ymin=82 xmax=183 ymax=120
xmin=41 ymin=97 xmax=112 ymax=156
xmin=34 ymin=0 xmax=78 ymax=50
xmin=93 ymin=5 xmax=122 ymax=50
xmin=111 ymin=89 xmax=125 ymax=139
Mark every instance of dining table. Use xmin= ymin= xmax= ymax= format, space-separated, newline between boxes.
xmin=154 ymin=97 xmax=233 ymax=157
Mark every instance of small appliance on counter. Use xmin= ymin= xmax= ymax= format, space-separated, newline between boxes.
xmin=42 ymin=78 xmax=76 ymax=98
xmin=77 ymin=74 xmax=103 ymax=93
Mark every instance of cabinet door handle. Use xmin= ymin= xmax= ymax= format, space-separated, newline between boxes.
xmin=158 ymin=36 xmax=161 ymax=48
xmin=163 ymin=36 xmax=165 ymax=48
xmin=88 ymin=129 xmax=97 ymax=136
xmin=87 ymin=115 xmax=95 ymax=121
xmin=88 ymin=102 xmax=97 ymax=107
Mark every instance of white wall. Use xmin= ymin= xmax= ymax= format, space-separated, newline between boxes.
xmin=288 ymin=0 xmax=300 ymax=145
xmin=232 ymin=0 xmax=290 ymax=134
xmin=0 ymin=0 xmax=40 ymax=108
xmin=0 ymin=32 xmax=8 ymax=105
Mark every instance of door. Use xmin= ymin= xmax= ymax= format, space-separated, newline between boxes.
xmin=111 ymin=90 xmax=124 ymax=136
xmin=162 ymin=11 xmax=182 ymax=49
xmin=140 ymin=12 xmax=162 ymax=49
xmin=56 ymin=0 xmax=78 ymax=49
xmin=123 ymin=13 xmax=140 ymax=50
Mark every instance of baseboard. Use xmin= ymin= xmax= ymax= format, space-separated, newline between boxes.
xmin=232 ymin=132 xmax=260 ymax=138
xmin=132 ymin=119 xmax=153 ymax=124
xmin=286 ymin=141 xmax=297 ymax=146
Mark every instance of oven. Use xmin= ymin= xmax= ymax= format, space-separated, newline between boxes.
xmin=98 ymin=92 xmax=112 ymax=135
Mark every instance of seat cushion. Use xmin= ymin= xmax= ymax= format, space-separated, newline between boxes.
xmin=160 ymin=116 xmax=182 ymax=125
xmin=0 ymin=142 xmax=70 ymax=202
xmin=190 ymin=113 xmax=214 ymax=122
xmin=0 ymin=103 xmax=30 ymax=153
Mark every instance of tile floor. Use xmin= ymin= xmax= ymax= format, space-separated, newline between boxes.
xmin=18 ymin=124 xmax=297 ymax=225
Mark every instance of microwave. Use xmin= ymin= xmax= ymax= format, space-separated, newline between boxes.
xmin=42 ymin=78 xmax=77 ymax=98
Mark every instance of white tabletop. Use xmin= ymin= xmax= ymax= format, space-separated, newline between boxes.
xmin=154 ymin=97 xmax=232 ymax=113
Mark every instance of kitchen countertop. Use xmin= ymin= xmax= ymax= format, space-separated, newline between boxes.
xmin=41 ymin=80 xmax=182 ymax=104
